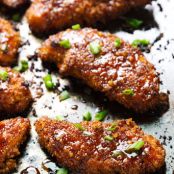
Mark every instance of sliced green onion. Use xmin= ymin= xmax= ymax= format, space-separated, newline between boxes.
xmin=104 ymin=135 xmax=113 ymax=141
xmin=14 ymin=60 xmax=29 ymax=72
xmin=126 ymin=18 xmax=143 ymax=29
xmin=95 ymin=110 xmax=108 ymax=121
xmin=107 ymin=123 xmax=117 ymax=131
xmin=122 ymin=89 xmax=134 ymax=96
xmin=125 ymin=140 xmax=145 ymax=153
xmin=57 ymin=168 xmax=68 ymax=174
xmin=89 ymin=41 xmax=101 ymax=55
xmin=74 ymin=123 xmax=85 ymax=131
xmin=114 ymin=38 xmax=122 ymax=48
xmin=0 ymin=70 xmax=8 ymax=81
xmin=59 ymin=90 xmax=70 ymax=101
xmin=132 ymin=39 xmax=150 ymax=48
xmin=43 ymin=74 xmax=55 ymax=90
xmin=83 ymin=111 xmax=92 ymax=121
xmin=56 ymin=115 xmax=64 ymax=121
xmin=112 ymin=150 xmax=123 ymax=157
xmin=72 ymin=24 xmax=81 ymax=30
xmin=59 ymin=39 xmax=71 ymax=49
xmin=12 ymin=13 xmax=21 ymax=22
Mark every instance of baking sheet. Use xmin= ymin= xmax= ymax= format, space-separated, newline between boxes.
xmin=1 ymin=0 xmax=174 ymax=173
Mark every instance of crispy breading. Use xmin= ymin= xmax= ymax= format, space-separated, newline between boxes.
xmin=26 ymin=0 xmax=151 ymax=34
xmin=0 ymin=66 xmax=32 ymax=115
xmin=38 ymin=28 xmax=159 ymax=113
xmin=0 ymin=0 xmax=27 ymax=8
xmin=0 ymin=117 xmax=30 ymax=174
xmin=0 ymin=18 xmax=21 ymax=66
xmin=35 ymin=117 xmax=165 ymax=174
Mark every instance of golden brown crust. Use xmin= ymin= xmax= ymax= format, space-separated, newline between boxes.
xmin=0 ymin=18 xmax=21 ymax=66
xmin=0 ymin=66 xmax=32 ymax=115
xmin=35 ymin=117 xmax=165 ymax=174
xmin=38 ymin=28 xmax=160 ymax=113
xmin=0 ymin=117 xmax=30 ymax=174
xmin=26 ymin=0 xmax=151 ymax=34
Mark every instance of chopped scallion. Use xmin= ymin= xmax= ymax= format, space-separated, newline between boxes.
xmin=56 ymin=115 xmax=64 ymax=121
xmin=43 ymin=74 xmax=55 ymax=90
xmin=83 ymin=111 xmax=92 ymax=121
xmin=132 ymin=39 xmax=150 ymax=48
xmin=59 ymin=90 xmax=70 ymax=101
xmin=126 ymin=18 xmax=143 ymax=29
xmin=107 ymin=123 xmax=117 ymax=131
xmin=95 ymin=110 xmax=108 ymax=121
xmin=59 ymin=39 xmax=71 ymax=49
xmin=125 ymin=140 xmax=145 ymax=153
xmin=114 ymin=38 xmax=122 ymax=48
xmin=72 ymin=24 xmax=81 ymax=30
xmin=14 ymin=60 xmax=29 ymax=72
xmin=0 ymin=70 xmax=8 ymax=81
xmin=57 ymin=168 xmax=68 ymax=174
xmin=104 ymin=135 xmax=113 ymax=141
xmin=89 ymin=41 xmax=101 ymax=55
xmin=74 ymin=123 xmax=85 ymax=131
xmin=122 ymin=89 xmax=134 ymax=96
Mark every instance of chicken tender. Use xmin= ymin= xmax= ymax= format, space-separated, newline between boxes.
xmin=38 ymin=28 xmax=159 ymax=113
xmin=0 ymin=117 xmax=30 ymax=174
xmin=35 ymin=117 xmax=165 ymax=174
xmin=0 ymin=18 xmax=21 ymax=66
xmin=0 ymin=66 xmax=32 ymax=115
xmin=26 ymin=0 xmax=150 ymax=34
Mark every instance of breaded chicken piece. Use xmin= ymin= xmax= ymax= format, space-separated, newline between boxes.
xmin=0 ymin=18 xmax=21 ymax=66
xmin=35 ymin=117 xmax=165 ymax=174
xmin=38 ymin=28 xmax=159 ymax=113
xmin=26 ymin=0 xmax=150 ymax=34
xmin=0 ymin=66 xmax=32 ymax=115
xmin=0 ymin=0 xmax=27 ymax=8
xmin=0 ymin=117 xmax=30 ymax=174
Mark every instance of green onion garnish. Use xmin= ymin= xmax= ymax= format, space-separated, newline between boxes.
xmin=83 ymin=111 xmax=92 ymax=121
xmin=12 ymin=13 xmax=21 ymax=22
xmin=122 ymin=88 xmax=134 ymax=96
xmin=56 ymin=115 xmax=64 ymax=121
xmin=104 ymin=135 xmax=113 ymax=141
xmin=112 ymin=150 xmax=123 ymax=157
xmin=126 ymin=18 xmax=143 ymax=29
xmin=43 ymin=74 xmax=55 ymax=90
xmin=0 ymin=70 xmax=8 ymax=81
xmin=132 ymin=39 xmax=150 ymax=48
xmin=72 ymin=24 xmax=81 ymax=30
xmin=59 ymin=39 xmax=71 ymax=49
xmin=95 ymin=110 xmax=108 ymax=121
xmin=57 ymin=168 xmax=68 ymax=174
xmin=125 ymin=140 xmax=145 ymax=153
xmin=89 ymin=41 xmax=101 ymax=55
xmin=114 ymin=38 xmax=122 ymax=48
xmin=14 ymin=60 xmax=29 ymax=72
xmin=59 ymin=90 xmax=70 ymax=101
xmin=107 ymin=123 xmax=117 ymax=131
xmin=74 ymin=123 xmax=85 ymax=131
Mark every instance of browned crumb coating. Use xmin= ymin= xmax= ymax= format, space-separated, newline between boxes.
xmin=38 ymin=28 xmax=159 ymax=113
xmin=35 ymin=117 xmax=165 ymax=174
xmin=0 ymin=66 xmax=32 ymax=115
xmin=0 ymin=0 xmax=27 ymax=8
xmin=26 ymin=0 xmax=151 ymax=34
xmin=0 ymin=117 xmax=30 ymax=174
xmin=0 ymin=18 xmax=21 ymax=66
